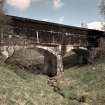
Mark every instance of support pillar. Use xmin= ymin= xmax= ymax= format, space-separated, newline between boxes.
xmin=43 ymin=45 xmax=64 ymax=77
xmin=56 ymin=44 xmax=64 ymax=76
xmin=56 ymin=53 xmax=63 ymax=76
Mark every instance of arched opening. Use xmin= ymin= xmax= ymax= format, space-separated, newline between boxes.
xmin=37 ymin=48 xmax=57 ymax=77
xmin=1 ymin=46 xmax=58 ymax=77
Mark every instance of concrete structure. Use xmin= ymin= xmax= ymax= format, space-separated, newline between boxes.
xmin=0 ymin=15 xmax=105 ymax=76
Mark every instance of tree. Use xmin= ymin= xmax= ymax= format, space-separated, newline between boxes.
xmin=0 ymin=0 xmax=5 ymax=10
xmin=100 ymin=0 xmax=105 ymax=30
xmin=0 ymin=0 xmax=6 ymax=24
xmin=100 ymin=0 xmax=105 ymax=17
xmin=0 ymin=0 xmax=12 ymax=42
xmin=0 ymin=0 xmax=5 ymax=43
xmin=0 ymin=0 xmax=11 ymax=23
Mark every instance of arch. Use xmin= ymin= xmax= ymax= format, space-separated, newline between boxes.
xmin=0 ymin=45 xmax=59 ymax=77
xmin=72 ymin=47 xmax=89 ymax=64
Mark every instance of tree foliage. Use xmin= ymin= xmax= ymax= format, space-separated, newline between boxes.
xmin=0 ymin=0 xmax=11 ymax=29
xmin=0 ymin=0 xmax=12 ymax=45
xmin=0 ymin=0 xmax=7 ymax=26
xmin=100 ymin=0 xmax=105 ymax=17
xmin=100 ymin=0 xmax=105 ymax=30
xmin=0 ymin=0 xmax=5 ymax=11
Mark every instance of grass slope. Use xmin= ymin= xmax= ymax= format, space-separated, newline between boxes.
xmin=0 ymin=64 xmax=66 ymax=105
xmin=0 ymin=59 xmax=105 ymax=105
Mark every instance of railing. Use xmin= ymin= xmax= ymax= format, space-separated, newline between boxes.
xmin=0 ymin=23 xmax=103 ymax=48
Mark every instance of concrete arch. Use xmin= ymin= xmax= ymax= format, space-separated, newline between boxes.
xmin=34 ymin=47 xmax=58 ymax=77
xmin=0 ymin=45 xmax=61 ymax=77
xmin=0 ymin=45 xmax=57 ymax=59
xmin=71 ymin=46 xmax=89 ymax=64
xmin=34 ymin=45 xmax=63 ymax=76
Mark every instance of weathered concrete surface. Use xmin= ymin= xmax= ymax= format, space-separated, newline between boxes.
xmin=0 ymin=44 xmax=90 ymax=76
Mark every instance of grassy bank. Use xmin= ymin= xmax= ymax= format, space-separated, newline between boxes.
xmin=0 ymin=59 xmax=105 ymax=105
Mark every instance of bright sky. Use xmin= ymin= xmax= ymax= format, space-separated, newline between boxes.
xmin=6 ymin=0 xmax=103 ymax=27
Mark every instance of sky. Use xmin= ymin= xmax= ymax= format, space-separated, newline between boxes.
xmin=5 ymin=0 xmax=104 ymax=28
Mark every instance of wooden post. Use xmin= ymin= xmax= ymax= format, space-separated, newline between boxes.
xmin=0 ymin=27 xmax=3 ymax=45
xmin=36 ymin=31 xmax=39 ymax=43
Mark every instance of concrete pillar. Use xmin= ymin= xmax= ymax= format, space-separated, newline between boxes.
xmin=56 ymin=53 xmax=63 ymax=76
xmin=43 ymin=45 xmax=63 ymax=77
xmin=56 ymin=44 xmax=63 ymax=76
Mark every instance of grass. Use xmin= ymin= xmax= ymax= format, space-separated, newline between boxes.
xmin=0 ymin=63 xmax=67 ymax=105
xmin=0 ymin=57 xmax=105 ymax=105
xmin=63 ymin=64 xmax=105 ymax=105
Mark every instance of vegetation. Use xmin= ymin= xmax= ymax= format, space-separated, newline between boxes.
xmin=0 ymin=53 xmax=105 ymax=105
xmin=100 ymin=0 xmax=105 ymax=30
xmin=0 ymin=0 xmax=5 ymax=11
xmin=0 ymin=0 xmax=11 ymax=35
xmin=0 ymin=1 xmax=105 ymax=105
xmin=0 ymin=0 xmax=6 ymax=23
xmin=100 ymin=0 xmax=105 ymax=17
